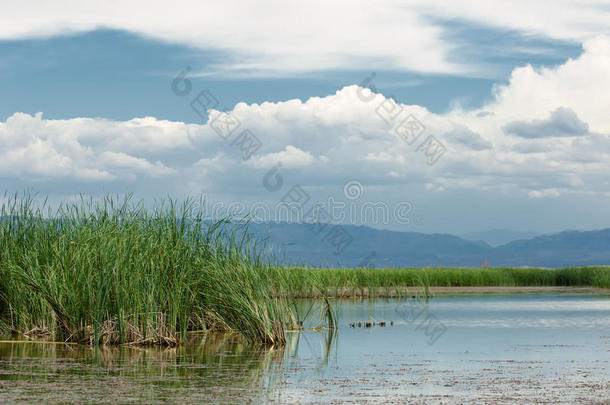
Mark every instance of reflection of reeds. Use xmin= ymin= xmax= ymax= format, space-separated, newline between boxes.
xmin=0 ymin=334 xmax=300 ymax=402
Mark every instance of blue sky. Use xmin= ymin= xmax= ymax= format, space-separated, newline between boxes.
xmin=0 ymin=28 xmax=581 ymax=121
xmin=1 ymin=1 xmax=610 ymax=234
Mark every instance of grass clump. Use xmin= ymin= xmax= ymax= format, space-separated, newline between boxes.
xmin=0 ymin=194 xmax=298 ymax=346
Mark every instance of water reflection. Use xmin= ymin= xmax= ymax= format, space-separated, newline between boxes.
xmin=1 ymin=295 xmax=609 ymax=404
xmin=0 ymin=333 xmax=297 ymax=403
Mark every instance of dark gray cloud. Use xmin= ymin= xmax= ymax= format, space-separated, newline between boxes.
xmin=445 ymin=125 xmax=492 ymax=150
xmin=503 ymin=107 xmax=589 ymax=138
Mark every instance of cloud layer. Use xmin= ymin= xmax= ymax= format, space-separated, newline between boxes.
xmin=1 ymin=1 xmax=609 ymax=76
xmin=1 ymin=37 xmax=610 ymax=202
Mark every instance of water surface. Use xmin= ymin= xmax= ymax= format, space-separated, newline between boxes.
xmin=1 ymin=294 xmax=609 ymax=403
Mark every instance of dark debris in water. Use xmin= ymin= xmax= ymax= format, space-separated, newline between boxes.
xmin=349 ymin=321 xmax=394 ymax=328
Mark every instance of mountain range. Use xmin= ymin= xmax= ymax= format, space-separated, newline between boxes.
xmin=459 ymin=229 xmax=540 ymax=247
xmin=242 ymin=223 xmax=610 ymax=268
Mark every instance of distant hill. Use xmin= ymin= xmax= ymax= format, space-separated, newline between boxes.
xmin=5 ymin=215 xmax=607 ymax=268
xmin=491 ymin=229 xmax=610 ymax=267
xmin=460 ymin=229 xmax=539 ymax=247
xmin=242 ymin=222 xmax=610 ymax=268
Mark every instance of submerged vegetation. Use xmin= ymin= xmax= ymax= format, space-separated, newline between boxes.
xmin=0 ymin=194 xmax=608 ymax=346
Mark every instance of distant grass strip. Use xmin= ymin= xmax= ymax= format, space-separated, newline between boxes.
xmin=281 ymin=266 xmax=610 ymax=295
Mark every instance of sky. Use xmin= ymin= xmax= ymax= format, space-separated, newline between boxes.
xmin=1 ymin=0 xmax=610 ymax=234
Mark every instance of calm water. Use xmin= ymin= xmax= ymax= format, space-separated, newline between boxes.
xmin=1 ymin=294 xmax=609 ymax=404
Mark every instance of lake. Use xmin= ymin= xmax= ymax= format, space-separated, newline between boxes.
xmin=1 ymin=294 xmax=609 ymax=404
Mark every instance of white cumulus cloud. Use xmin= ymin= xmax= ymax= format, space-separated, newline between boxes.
xmin=1 ymin=37 xmax=610 ymax=201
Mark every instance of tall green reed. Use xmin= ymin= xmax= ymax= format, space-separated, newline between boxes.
xmin=0 ymin=194 xmax=297 ymax=346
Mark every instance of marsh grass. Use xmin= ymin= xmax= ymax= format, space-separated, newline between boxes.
xmin=0 ymin=194 xmax=302 ymax=346
xmin=285 ymin=266 xmax=610 ymax=293
xmin=2 ymin=194 xmax=608 ymax=346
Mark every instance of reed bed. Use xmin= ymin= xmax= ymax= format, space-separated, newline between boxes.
xmin=283 ymin=266 xmax=610 ymax=293
xmin=1 ymin=194 xmax=608 ymax=346
xmin=0 ymin=195 xmax=302 ymax=346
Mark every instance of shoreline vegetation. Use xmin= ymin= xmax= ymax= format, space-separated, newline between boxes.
xmin=287 ymin=266 xmax=610 ymax=297
xmin=1 ymin=195 xmax=609 ymax=346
